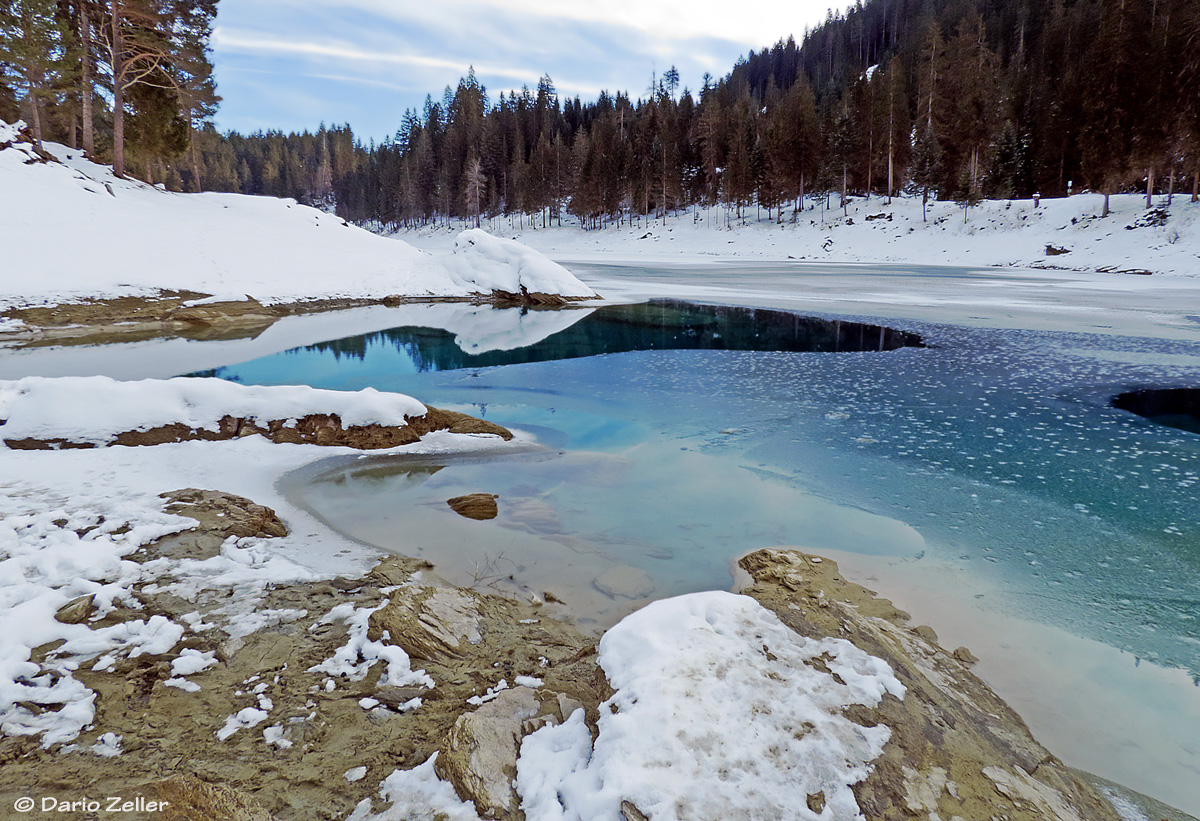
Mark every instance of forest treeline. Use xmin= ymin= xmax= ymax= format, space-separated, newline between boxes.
xmin=6 ymin=0 xmax=1200 ymax=224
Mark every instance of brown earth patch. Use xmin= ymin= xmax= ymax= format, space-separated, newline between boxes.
xmin=3 ymin=406 xmax=512 ymax=451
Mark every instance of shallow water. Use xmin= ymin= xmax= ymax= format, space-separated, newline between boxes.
xmin=197 ymin=295 xmax=1200 ymax=812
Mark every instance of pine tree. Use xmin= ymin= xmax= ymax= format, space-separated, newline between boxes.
xmin=911 ymin=121 xmax=945 ymax=222
xmin=0 ymin=0 xmax=77 ymax=148
xmin=826 ymin=100 xmax=858 ymax=216
xmin=463 ymin=155 xmax=484 ymax=228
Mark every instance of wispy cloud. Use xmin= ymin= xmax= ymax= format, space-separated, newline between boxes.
xmin=213 ymin=29 xmax=544 ymax=84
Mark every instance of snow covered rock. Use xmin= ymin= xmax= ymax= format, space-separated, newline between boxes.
xmin=735 ymin=548 xmax=1124 ymax=821
xmin=0 ymin=376 xmax=511 ymax=449
xmin=516 ymin=590 xmax=904 ymax=821
xmin=443 ymin=229 xmax=597 ymax=301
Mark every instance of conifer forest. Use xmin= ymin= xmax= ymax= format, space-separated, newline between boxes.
xmin=5 ymin=0 xmax=1200 ymax=227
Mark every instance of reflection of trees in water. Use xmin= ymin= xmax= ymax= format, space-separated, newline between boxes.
xmin=313 ymin=463 xmax=444 ymax=490
xmin=301 ymin=301 xmax=924 ymax=371
xmin=189 ymin=368 xmax=242 ymax=382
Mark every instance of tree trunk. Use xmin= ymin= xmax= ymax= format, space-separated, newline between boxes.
xmin=1193 ymin=163 xmax=1199 ymax=203
xmin=1146 ymin=164 xmax=1154 ymax=209
xmin=922 ymin=188 xmax=928 ymax=222
xmin=27 ymin=85 xmax=44 ymax=149
xmin=1102 ymin=189 xmax=1110 ymax=218
xmin=111 ymin=0 xmax=125 ymax=178
xmin=190 ymin=138 xmax=202 ymax=192
xmin=867 ymin=130 xmax=873 ymax=199
xmin=887 ymin=137 xmax=894 ymax=203
xmin=1167 ymin=166 xmax=1174 ymax=206
xmin=81 ymin=1 xmax=94 ymax=156
xmin=841 ymin=164 xmax=848 ymax=216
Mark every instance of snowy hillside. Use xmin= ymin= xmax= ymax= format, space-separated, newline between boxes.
xmin=401 ymin=190 xmax=1200 ymax=278
xmin=0 ymin=121 xmax=594 ymax=314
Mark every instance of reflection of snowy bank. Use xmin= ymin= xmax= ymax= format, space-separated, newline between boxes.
xmin=0 ymin=302 xmax=598 ymax=382
xmin=423 ymin=302 xmax=595 ymax=355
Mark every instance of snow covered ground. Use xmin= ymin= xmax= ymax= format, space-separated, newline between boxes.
xmin=0 ymin=120 xmax=593 ymax=314
xmin=397 ymin=190 xmax=1200 ymax=278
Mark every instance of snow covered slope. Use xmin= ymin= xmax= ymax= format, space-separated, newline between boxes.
xmin=0 ymin=121 xmax=593 ymax=312
xmin=401 ymin=190 xmax=1200 ymax=278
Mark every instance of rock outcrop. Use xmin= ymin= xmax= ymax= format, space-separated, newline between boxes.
xmin=436 ymin=687 xmax=541 ymax=818
xmin=737 ymin=548 xmax=1122 ymax=821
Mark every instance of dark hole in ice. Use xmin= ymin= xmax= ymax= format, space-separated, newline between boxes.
xmin=250 ymin=300 xmax=924 ymax=373
xmin=1112 ymin=388 xmax=1200 ymax=435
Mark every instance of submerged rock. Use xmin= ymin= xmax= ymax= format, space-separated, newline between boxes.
xmin=447 ymin=493 xmax=499 ymax=520
xmin=593 ymin=565 xmax=655 ymax=600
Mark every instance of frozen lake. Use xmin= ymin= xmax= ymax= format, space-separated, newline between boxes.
xmin=5 ymin=261 xmax=1199 ymax=813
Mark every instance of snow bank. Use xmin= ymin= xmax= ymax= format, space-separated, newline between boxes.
xmin=516 ymin=591 xmax=905 ymax=821
xmin=443 ymin=229 xmax=596 ymax=297
xmin=401 ymin=192 xmax=1200 ymax=279
xmin=0 ymin=376 xmax=427 ymax=445
xmin=0 ymin=122 xmax=593 ymax=312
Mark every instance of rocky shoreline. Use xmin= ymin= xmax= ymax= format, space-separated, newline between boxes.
xmin=0 ymin=481 xmax=1134 ymax=820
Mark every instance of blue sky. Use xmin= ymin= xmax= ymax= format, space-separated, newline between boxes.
xmin=210 ymin=0 xmax=854 ymax=140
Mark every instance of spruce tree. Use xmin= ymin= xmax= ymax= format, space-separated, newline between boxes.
xmin=911 ymin=121 xmax=945 ymax=222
